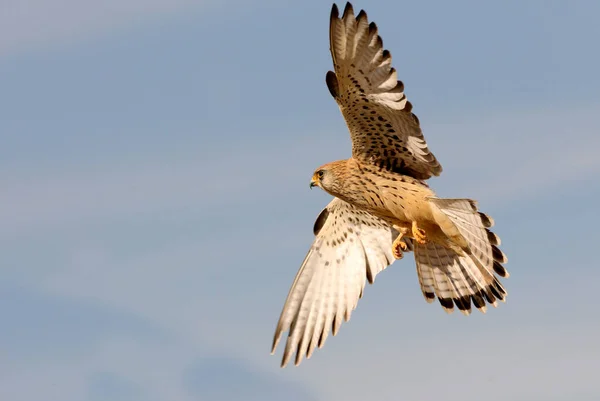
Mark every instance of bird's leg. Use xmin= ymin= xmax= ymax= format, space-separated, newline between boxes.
xmin=412 ymin=221 xmax=428 ymax=245
xmin=392 ymin=226 xmax=409 ymax=260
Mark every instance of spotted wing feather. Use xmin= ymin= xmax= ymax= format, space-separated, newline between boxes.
xmin=328 ymin=2 xmax=442 ymax=179
xmin=271 ymin=198 xmax=401 ymax=367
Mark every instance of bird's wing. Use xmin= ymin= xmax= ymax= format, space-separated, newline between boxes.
xmin=327 ymin=2 xmax=442 ymax=180
xmin=271 ymin=198 xmax=406 ymax=367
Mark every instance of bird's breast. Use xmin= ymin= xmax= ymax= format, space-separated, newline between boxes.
xmin=338 ymin=169 xmax=435 ymax=225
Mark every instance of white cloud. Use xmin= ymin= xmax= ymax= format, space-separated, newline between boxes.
xmin=0 ymin=0 xmax=208 ymax=57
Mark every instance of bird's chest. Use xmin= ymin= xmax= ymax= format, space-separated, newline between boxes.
xmin=338 ymin=173 xmax=432 ymax=224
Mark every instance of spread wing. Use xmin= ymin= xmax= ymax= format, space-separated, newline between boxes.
xmin=271 ymin=198 xmax=409 ymax=367
xmin=327 ymin=2 xmax=442 ymax=180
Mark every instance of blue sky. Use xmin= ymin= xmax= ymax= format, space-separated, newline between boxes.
xmin=1 ymin=1 xmax=600 ymax=400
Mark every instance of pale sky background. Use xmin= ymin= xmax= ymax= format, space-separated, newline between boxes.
xmin=1 ymin=1 xmax=600 ymax=400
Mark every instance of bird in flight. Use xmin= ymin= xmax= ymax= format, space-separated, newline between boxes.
xmin=271 ymin=2 xmax=508 ymax=368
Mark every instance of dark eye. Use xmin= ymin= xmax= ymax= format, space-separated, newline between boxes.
xmin=317 ymin=170 xmax=325 ymax=179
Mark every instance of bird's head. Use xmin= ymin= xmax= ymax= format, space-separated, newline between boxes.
xmin=309 ymin=160 xmax=347 ymax=194
xmin=309 ymin=168 xmax=326 ymax=189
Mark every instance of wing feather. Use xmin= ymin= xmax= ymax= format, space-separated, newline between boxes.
xmin=271 ymin=198 xmax=398 ymax=367
xmin=328 ymin=2 xmax=442 ymax=179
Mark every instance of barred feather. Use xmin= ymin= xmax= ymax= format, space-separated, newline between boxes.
xmin=414 ymin=199 xmax=508 ymax=314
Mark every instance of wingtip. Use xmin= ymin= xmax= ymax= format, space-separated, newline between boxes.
xmin=368 ymin=21 xmax=377 ymax=33
xmin=492 ymin=245 xmax=508 ymax=264
xmin=342 ymin=2 xmax=354 ymax=19
xmin=330 ymin=3 xmax=339 ymax=20
xmin=479 ymin=212 xmax=494 ymax=228
xmin=493 ymin=260 xmax=509 ymax=278
xmin=281 ymin=352 xmax=292 ymax=368
xmin=438 ymin=297 xmax=454 ymax=313
xmin=459 ymin=308 xmax=472 ymax=316
xmin=271 ymin=330 xmax=283 ymax=355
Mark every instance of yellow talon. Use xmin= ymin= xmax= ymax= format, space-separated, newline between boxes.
xmin=412 ymin=221 xmax=428 ymax=245
xmin=392 ymin=227 xmax=409 ymax=259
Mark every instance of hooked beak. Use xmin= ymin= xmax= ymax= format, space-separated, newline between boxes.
xmin=309 ymin=178 xmax=318 ymax=189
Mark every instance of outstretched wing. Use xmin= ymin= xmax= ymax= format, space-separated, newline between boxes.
xmin=327 ymin=2 xmax=442 ymax=180
xmin=271 ymin=198 xmax=407 ymax=367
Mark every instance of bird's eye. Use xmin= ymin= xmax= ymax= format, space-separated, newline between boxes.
xmin=317 ymin=170 xmax=325 ymax=179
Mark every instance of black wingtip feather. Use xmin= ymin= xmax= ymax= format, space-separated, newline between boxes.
xmin=439 ymin=297 xmax=454 ymax=311
xmin=483 ymin=288 xmax=496 ymax=304
xmin=493 ymin=278 xmax=507 ymax=295
xmin=479 ymin=212 xmax=494 ymax=228
xmin=454 ymin=296 xmax=471 ymax=313
xmin=356 ymin=9 xmax=367 ymax=21
xmin=493 ymin=260 xmax=508 ymax=277
xmin=472 ymin=292 xmax=486 ymax=309
xmin=486 ymin=229 xmax=500 ymax=245
xmin=393 ymin=80 xmax=404 ymax=93
xmin=326 ymin=70 xmax=339 ymax=98
xmin=331 ymin=3 xmax=339 ymax=20
xmin=490 ymin=285 xmax=504 ymax=300
xmin=313 ymin=207 xmax=330 ymax=236
xmin=368 ymin=21 xmax=377 ymax=34
xmin=342 ymin=2 xmax=354 ymax=19
xmin=492 ymin=245 xmax=507 ymax=263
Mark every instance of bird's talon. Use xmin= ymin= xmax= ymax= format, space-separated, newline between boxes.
xmin=392 ymin=240 xmax=407 ymax=259
xmin=412 ymin=222 xmax=428 ymax=245
xmin=391 ymin=227 xmax=408 ymax=259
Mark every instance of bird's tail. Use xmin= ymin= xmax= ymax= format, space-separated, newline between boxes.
xmin=413 ymin=198 xmax=508 ymax=315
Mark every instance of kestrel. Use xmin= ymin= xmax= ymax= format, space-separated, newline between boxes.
xmin=271 ymin=2 xmax=508 ymax=367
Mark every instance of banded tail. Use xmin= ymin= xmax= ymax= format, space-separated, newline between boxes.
xmin=415 ymin=198 xmax=508 ymax=315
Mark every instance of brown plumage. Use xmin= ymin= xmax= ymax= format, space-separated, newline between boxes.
xmin=271 ymin=2 xmax=509 ymax=368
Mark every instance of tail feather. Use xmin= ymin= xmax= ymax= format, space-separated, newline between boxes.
xmin=414 ymin=198 xmax=508 ymax=314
